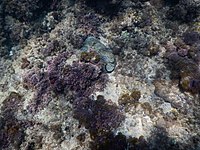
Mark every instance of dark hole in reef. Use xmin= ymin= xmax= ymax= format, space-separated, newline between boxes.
xmin=3 ymin=0 xmax=61 ymax=22
xmin=34 ymin=0 xmax=61 ymax=20
xmin=166 ymin=1 xmax=199 ymax=23
xmin=85 ymin=0 xmax=121 ymax=16
xmin=164 ymin=0 xmax=180 ymax=6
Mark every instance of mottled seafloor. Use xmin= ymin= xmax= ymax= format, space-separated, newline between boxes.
xmin=0 ymin=0 xmax=200 ymax=150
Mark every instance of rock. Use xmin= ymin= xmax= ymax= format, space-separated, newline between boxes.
xmin=81 ymin=36 xmax=116 ymax=73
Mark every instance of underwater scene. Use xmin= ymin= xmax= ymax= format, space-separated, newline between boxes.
xmin=0 ymin=0 xmax=200 ymax=149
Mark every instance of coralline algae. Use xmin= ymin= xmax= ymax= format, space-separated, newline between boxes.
xmin=81 ymin=36 xmax=116 ymax=73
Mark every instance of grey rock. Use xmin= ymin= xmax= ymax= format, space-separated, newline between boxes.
xmin=81 ymin=36 xmax=116 ymax=73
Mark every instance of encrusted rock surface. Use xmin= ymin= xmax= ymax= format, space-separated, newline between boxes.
xmin=0 ymin=0 xmax=200 ymax=149
xmin=81 ymin=36 xmax=116 ymax=73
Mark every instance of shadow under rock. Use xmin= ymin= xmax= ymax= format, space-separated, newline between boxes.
xmin=84 ymin=0 xmax=122 ymax=17
xmin=0 ymin=0 xmax=63 ymax=58
xmin=90 ymin=126 xmax=200 ymax=150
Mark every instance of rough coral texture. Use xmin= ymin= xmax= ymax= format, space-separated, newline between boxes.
xmin=166 ymin=0 xmax=200 ymax=23
xmin=165 ymin=32 xmax=200 ymax=93
xmin=0 ymin=0 xmax=63 ymax=57
xmin=3 ymin=0 xmax=61 ymax=22
xmin=0 ymin=92 xmax=28 ymax=150
xmin=0 ymin=0 xmax=200 ymax=149
xmin=73 ymin=96 xmax=125 ymax=144
xmin=23 ymin=51 xmax=107 ymax=113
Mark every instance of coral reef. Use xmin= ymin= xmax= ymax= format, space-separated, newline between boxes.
xmin=80 ymin=51 xmax=101 ymax=64
xmin=69 ymin=11 xmax=104 ymax=49
xmin=23 ymin=52 xmax=107 ymax=112
xmin=90 ymin=126 xmax=199 ymax=150
xmin=183 ymin=31 xmax=200 ymax=46
xmin=1 ymin=0 xmax=200 ymax=149
xmin=166 ymin=0 xmax=200 ymax=22
xmin=118 ymin=90 xmax=141 ymax=106
xmin=41 ymin=39 xmax=66 ymax=56
xmin=90 ymin=132 xmax=148 ymax=150
xmin=73 ymin=96 xmax=125 ymax=147
xmin=3 ymin=0 xmax=61 ymax=22
xmin=0 ymin=0 xmax=63 ymax=57
xmin=0 ymin=92 xmax=27 ymax=149
xmin=165 ymin=32 xmax=200 ymax=93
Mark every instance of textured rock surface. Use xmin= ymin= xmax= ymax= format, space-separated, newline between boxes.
xmin=81 ymin=36 xmax=116 ymax=73
xmin=0 ymin=0 xmax=200 ymax=149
